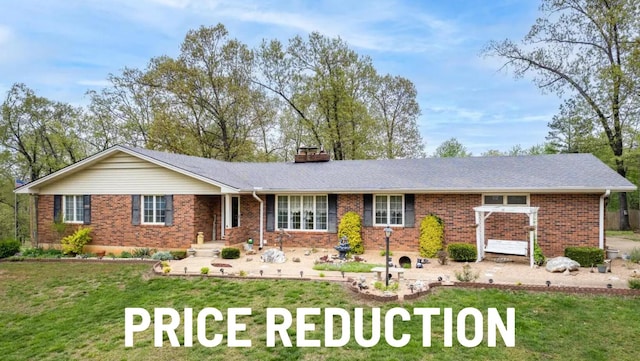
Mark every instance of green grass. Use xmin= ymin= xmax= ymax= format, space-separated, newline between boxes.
xmin=606 ymin=230 xmax=640 ymax=241
xmin=1 ymin=262 xmax=639 ymax=360
xmin=312 ymin=262 xmax=384 ymax=272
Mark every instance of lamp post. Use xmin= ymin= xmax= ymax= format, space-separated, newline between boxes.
xmin=384 ymin=225 xmax=393 ymax=287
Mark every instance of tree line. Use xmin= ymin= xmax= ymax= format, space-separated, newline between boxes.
xmin=3 ymin=0 xmax=640 ymax=240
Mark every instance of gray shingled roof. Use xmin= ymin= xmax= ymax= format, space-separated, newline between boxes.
xmin=125 ymin=146 xmax=636 ymax=193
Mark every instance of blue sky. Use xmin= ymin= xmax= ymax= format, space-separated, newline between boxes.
xmin=0 ymin=0 xmax=561 ymax=155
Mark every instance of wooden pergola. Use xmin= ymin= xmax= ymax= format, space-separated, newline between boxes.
xmin=474 ymin=206 xmax=539 ymax=268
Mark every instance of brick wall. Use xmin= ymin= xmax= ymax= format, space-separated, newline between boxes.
xmin=225 ymin=193 xmax=602 ymax=257
xmin=36 ymin=192 xmax=603 ymax=257
xmin=37 ymin=194 xmax=200 ymax=250
xmin=533 ymin=193 xmax=601 ymax=256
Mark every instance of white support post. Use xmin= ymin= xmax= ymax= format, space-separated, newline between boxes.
xmin=475 ymin=210 xmax=483 ymax=262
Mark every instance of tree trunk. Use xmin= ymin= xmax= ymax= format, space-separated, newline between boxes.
xmin=618 ymin=192 xmax=631 ymax=231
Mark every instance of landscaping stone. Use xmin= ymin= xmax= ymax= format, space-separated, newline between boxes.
xmin=261 ymin=249 xmax=286 ymax=263
xmin=546 ymin=257 xmax=580 ymax=273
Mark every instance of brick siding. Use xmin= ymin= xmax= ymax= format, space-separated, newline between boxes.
xmin=36 ymin=192 xmax=604 ymax=257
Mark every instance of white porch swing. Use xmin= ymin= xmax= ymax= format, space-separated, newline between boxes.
xmin=474 ymin=205 xmax=539 ymax=268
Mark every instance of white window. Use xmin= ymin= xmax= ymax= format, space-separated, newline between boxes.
xmin=142 ymin=195 xmax=166 ymax=224
xmin=374 ymin=195 xmax=404 ymax=226
xmin=483 ymin=194 xmax=529 ymax=206
xmin=63 ymin=195 xmax=84 ymax=223
xmin=276 ymin=195 xmax=328 ymax=231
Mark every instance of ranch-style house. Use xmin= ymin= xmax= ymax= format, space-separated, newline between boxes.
xmin=15 ymin=145 xmax=635 ymax=265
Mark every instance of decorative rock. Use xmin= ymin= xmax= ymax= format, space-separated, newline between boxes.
xmin=246 ymin=257 xmax=253 ymax=262
xmin=304 ymin=250 xmax=311 ymax=256
xmin=292 ymin=257 xmax=301 ymax=263
xmin=546 ymin=257 xmax=580 ymax=273
xmin=413 ymin=280 xmax=426 ymax=292
xmin=246 ymin=250 xmax=256 ymax=255
xmin=261 ymin=249 xmax=286 ymax=263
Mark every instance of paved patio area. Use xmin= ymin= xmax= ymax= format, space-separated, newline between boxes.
xmin=167 ymin=238 xmax=640 ymax=290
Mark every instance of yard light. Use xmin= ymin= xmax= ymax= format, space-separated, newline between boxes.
xmin=259 ymin=270 xmax=264 ymax=276
xmin=184 ymin=267 xmax=187 ymax=274
xmin=384 ymin=225 xmax=393 ymax=287
xmin=220 ymin=268 xmax=224 ymax=275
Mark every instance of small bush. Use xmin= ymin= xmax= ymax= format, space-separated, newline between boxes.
xmin=238 ymin=270 xmax=247 ymax=277
xmin=379 ymin=250 xmax=393 ymax=257
xmin=22 ymin=247 xmax=45 ymax=258
xmin=170 ymin=250 xmax=187 ymax=260
xmin=338 ymin=211 xmax=364 ymax=254
xmin=0 ymin=239 xmax=21 ymax=259
xmin=221 ymin=247 xmax=240 ymax=259
xmin=455 ymin=263 xmax=479 ymax=282
xmin=564 ymin=246 xmax=604 ymax=267
xmin=447 ymin=243 xmax=477 ymax=262
xmin=132 ymin=247 xmax=154 ymax=259
xmin=200 ymin=267 xmax=209 ymax=275
xmin=60 ymin=227 xmax=92 ymax=255
xmin=162 ymin=267 xmax=171 ymax=274
xmin=533 ymin=240 xmax=545 ymax=266
xmin=628 ymin=278 xmax=640 ymax=290
xmin=151 ymin=251 xmax=174 ymax=261
xmin=419 ymin=214 xmax=444 ymax=257
xmin=629 ymin=247 xmax=640 ymax=263
xmin=120 ymin=251 xmax=132 ymax=258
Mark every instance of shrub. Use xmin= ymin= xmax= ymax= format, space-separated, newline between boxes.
xmin=419 ymin=214 xmax=444 ymax=258
xmin=132 ymin=247 xmax=154 ymax=259
xmin=533 ymin=240 xmax=545 ymax=266
xmin=455 ymin=263 xmax=479 ymax=282
xmin=170 ymin=250 xmax=187 ymax=260
xmin=0 ymin=239 xmax=21 ymax=259
xmin=221 ymin=247 xmax=240 ymax=259
xmin=22 ymin=247 xmax=45 ymax=258
xmin=628 ymin=278 xmax=640 ymax=290
xmin=379 ymin=250 xmax=393 ymax=257
xmin=151 ymin=251 xmax=174 ymax=261
xmin=629 ymin=247 xmax=640 ymax=263
xmin=60 ymin=227 xmax=92 ymax=256
xmin=564 ymin=246 xmax=604 ymax=267
xmin=447 ymin=243 xmax=477 ymax=262
xmin=200 ymin=267 xmax=209 ymax=275
xmin=338 ymin=211 xmax=364 ymax=254
xmin=238 ymin=270 xmax=247 ymax=277
xmin=120 ymin=251 xmax=132 ymax=258
xmin=163 ymin=267 xmax=171 ymax=274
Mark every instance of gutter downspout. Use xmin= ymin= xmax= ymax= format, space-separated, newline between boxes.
xmin=252 ymin=189 xmax=264 ymax=249
xmin=599 ymin=190 xmax=610 ymax=249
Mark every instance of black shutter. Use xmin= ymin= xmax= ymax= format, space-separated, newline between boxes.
xmin=83 ymin=195 xmax=91 ymax=225
xmin=164 ymin=195 xmax=173 ymax=226
xmin=131 ymin=195 xmax=140 ymax=225
xmin=53 ymin=195 xmax=62 ymax=222
xmin=363 ymin=194 xmax=373 ymax=227
xmin=266 ymin=195 xmax=275 ymax=232
xmin=404 ymin=194 xmax=415 ymax=228
xmin=327 ymin=194 xmax=338 ymax=233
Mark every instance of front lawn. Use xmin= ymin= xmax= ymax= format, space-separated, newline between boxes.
xmin=0 ymin=262 xmax=638 ymax=360
xmin=606 ymin=230 xmax=640 ymax=241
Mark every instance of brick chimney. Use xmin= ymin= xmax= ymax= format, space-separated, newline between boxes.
xmin=294 ymin=146 xmax=330 ymax=163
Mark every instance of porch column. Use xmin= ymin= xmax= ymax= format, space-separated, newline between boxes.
xmin=475 ymin=210 xmax=483 ymax=262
